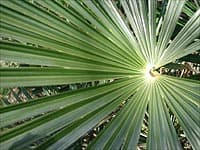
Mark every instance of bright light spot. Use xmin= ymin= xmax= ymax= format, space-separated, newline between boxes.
xmin=144 ymin=64 xmax=157 ymax=82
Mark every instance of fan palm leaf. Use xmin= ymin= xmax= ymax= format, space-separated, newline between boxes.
xmin=0 ymin=0 xmax=199 ymax=149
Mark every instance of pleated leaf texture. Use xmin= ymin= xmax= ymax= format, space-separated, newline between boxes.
xmin=0 ymin=0 xmax=200 ymax=150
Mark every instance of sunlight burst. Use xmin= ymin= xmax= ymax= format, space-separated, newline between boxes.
xmin=144 ymin=64 xmax=157 ymax=82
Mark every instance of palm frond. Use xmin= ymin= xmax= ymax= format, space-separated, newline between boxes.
xmin=0 ymin=0 xmax=199 ymax=149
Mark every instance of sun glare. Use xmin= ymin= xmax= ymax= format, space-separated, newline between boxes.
xmin=144 ymin=64 xmax=157 ymax=82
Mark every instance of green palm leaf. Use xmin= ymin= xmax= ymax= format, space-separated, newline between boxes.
xmin=0 ymin=0 xmax=199 ymax=150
